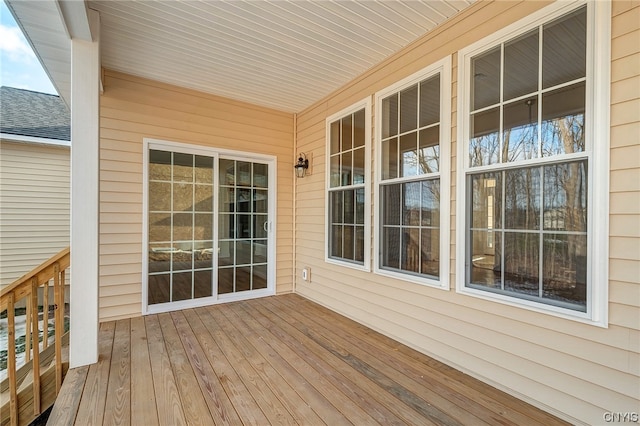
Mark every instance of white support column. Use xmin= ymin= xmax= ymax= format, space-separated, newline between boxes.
xmin=69 ymin=8 xmax=100 ymax=368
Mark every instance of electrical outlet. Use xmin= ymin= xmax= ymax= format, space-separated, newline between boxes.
xmin=302 ymin=268 xmax=310 ymax=282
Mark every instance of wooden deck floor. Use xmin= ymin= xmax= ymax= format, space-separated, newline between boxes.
xmin=47 ymin=294 xmax=567 ymax=426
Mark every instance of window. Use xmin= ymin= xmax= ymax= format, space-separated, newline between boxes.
xmin=375 ymin=58 xmax=451 ymax=288
xmin=457 ymin=2 xmax=610 ymax=323
xmin=326 ymin=99 xmax=371 ymax=269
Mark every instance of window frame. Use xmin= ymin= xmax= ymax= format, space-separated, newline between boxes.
xmin=374 ymin=57 xmax=451 ymax=289
xmin=455 ymin=0 xmax=610 ymax=326
xmin=324 ymin=98 xmax=372 ymax=271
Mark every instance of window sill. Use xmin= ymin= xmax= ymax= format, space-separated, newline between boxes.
xmin=373 ymin=267 xmax=449 ymax=291
xmin=456 ymin=285 xmax=608 ymax=328
xmin=325 ymin=257 xmax=370 ymax=273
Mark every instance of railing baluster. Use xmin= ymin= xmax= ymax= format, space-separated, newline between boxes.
xmin=25 ymin=291 xmax=31 ymax=363
xmin=43 ymin=278 xmax=49 ymax=349
xmin=31 ymin=278 xmax=41 ymax=416
xmin=54 ymin=263 xmax=63 ymax=393
xmin=8 ymin=292 xmax=18 ymax=426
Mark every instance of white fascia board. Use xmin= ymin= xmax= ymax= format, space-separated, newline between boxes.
xmin=1 ymin=133 xmax=70 ymax=148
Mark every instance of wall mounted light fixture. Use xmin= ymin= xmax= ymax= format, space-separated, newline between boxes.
xmin=294 ymin=153 xmax=309 ymax=178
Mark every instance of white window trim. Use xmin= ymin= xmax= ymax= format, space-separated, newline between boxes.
xmin=142 ymin=138 xmax=278 ymax=315
xmin=324 ymin=97 xmax=372 ymax=271
xmin=455 ymin=0 xmax=610 ymax=326
xmin=373 ymin=56 xmax=451 ymax=290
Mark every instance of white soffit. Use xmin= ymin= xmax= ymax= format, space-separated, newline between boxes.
xmin=6 ymin=0 xmax=72 ymax=105
xmin=89 ymin=0 xmax=474 ymax=113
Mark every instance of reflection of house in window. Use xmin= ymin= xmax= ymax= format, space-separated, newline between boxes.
xmin=543 ymin=208 xmax=566 ymax=230
xmin=486 ymin=179 xmax=495 ymax=249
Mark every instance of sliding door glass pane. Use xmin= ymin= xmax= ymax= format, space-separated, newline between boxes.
xmin=148 ymin=149 xmax=214 ymax=305
xmin=218 ymin=160 xmax=270 ymax=294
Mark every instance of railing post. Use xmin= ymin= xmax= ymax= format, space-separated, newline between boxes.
xmin=54 ymin=263 xmax=63 ymax=393
xmin=31 ymin=277 xmax=41 ymax=416
xmin=8 ymin=292 xmax=18 ymax=426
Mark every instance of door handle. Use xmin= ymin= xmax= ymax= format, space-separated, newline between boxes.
xmin=263 ymin=221 xmax=269 ymax=232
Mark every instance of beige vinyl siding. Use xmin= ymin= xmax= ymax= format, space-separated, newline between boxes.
xmin=610 ymin=1 xmax=640 ymax=334
xmin=0 ymin=140 xmax=70 ymax=287
xmin=99 ymin=70 xmax=294 ymax=322
xmin=293 ymin=1 xmax=639 ymax=424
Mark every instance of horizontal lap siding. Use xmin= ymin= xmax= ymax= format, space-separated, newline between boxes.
xmin=99 ymin=70 xmax=294 ymax=322
xmin=0 ymin=141 xmax=70 ymax=286
xmin=294 ymin=1 xmax=640 ymax=425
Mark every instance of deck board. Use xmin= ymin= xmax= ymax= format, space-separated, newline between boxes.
xmin=44 ymin=365 xmax=86 ymax=426
xmin=73 ymin=322 xmax=114 ymax=425
xmin=157 ymin=312 xmax=212 ymax=426
xmin=48 ymin=294 xmax=570 ymax=425
xmin=130 ymin=316 xmax=159 ymax=426
xmin=144 ymin=315 xmax=186 ymax=426
xmin=199 ymin=304 xmax=297 ymax=425
xmin=103 ymin=319 xmax=131 ymax=426
xmin=170 ymin=311 xmax=242 ymax=426
xmin=207 ymin=305 xmax=324 ymax=425
xmin=222 ymin=302 xmax=352 ymax=426
xmin=183 ymin=307 xmax=269 ymax=425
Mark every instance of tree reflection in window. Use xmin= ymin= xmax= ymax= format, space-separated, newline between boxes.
xmin=466 ymin=6 xmax=589 ymax=311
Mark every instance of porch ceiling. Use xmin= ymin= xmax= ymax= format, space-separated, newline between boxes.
xmin=9 ymin=0 xmax=475 ymax=113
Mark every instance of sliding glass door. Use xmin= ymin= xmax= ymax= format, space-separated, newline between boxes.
xmin=145 ymin=142 xmax=274 ymax=313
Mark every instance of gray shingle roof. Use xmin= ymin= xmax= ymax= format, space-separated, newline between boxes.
xmin=0 ymin=86 xmax=70 ymax=141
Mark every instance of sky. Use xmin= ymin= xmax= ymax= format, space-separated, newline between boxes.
xmin=0 ymin=0 xmax=57 ymax=94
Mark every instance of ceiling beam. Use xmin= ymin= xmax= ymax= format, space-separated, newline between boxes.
xmin=58 ymin=0 xmax=95 ymax=41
